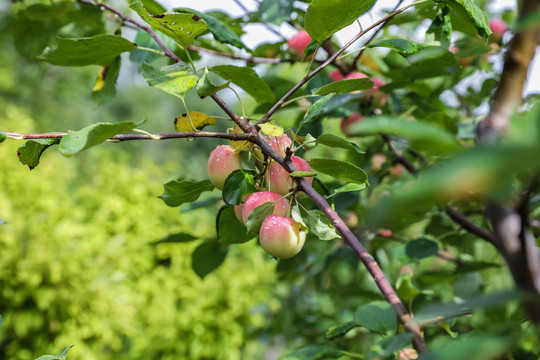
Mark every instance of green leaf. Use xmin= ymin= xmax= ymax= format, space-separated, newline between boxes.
xmin=58 ymin=121 xmax=139 ymax=156
xmin=347 ymin=116 xmax=461 ymax=153
xmin=301 ymin=209 xmax=340 ymax=241
xmin=159 ymin=179 xmax=214 ymax=207
xmin=130 ymin=1 xmax=208 ymax=49
xmin=396 ymin=272 xmax=432 ymax=304
xmin=298 ymin=94 xmax=335 ymax=131
xmin=151 ymin=232 xmax=198 ymax=245
xmin=415 ymin=290 xmax=529 ymax=323
xmin=331 ymin=183 xmax=367 ymax=196
xmin=92 ymin=56 xmax=121 ymax=107
xmin=35 ymin=345 xmax=74 ymax=360
xmin=38 ymin=35 xmax=136 ymax=66
xmin=245 ymin=202 xmax=275 ymax=234
xmin=289 ymin=171 xmax=317 ymax=178
xmin=367 ymin=145 xmax=540 ymax=229
xmin=211 ymin=65 xmax=274 ymax=102
xmin=137 ymin=0 xmax=167 ymax=15
xmin=175 ymin=8 xmax=248 ymax=50
xmin=17 ymin=138 xmax=60 ymax=170
xmin=305 ymin=0 xmax=376 ymax=43
xmin=142 ymin=62 xmax=198 ymax=100
xmin=257 ymin=0 xmax=295 ymax=25
xmin=369 ymin=333 xmax=415 ymax=359
xmin=316 ymin=134 xmax=365 ymax=154
xmin=440 ymin=0 xmax=491 ymax=43
xmin=313 ymin=78 xmax=374 ymax=95
xmin=222 ymin=169 xmax=257 ymax=206
xmin=216 ymin=205 xmax=256 ymax=245
xmin=279 ymin=345 xmax=344 ymax=360
xmin=325 ymin=320 xmax=360 ymax=340
xmin=0 ymin=131 xmax=5 ymax=143
xmin=191 ymin=239 xmax=228 ymax=279
xmin=394 ymin=238 xmax=439 ymax=263
xmin=355 ymin=301 xmax=397 ymax=334
xmin=309 ymin=158 xmax=369 ymax=185
xmin=367 ymin=39 xmax=458 ymax=67
xmin=427 ymin=5 xmax=452 ymax=48
xmin=196 ymin=67 xmax=230 ymax=98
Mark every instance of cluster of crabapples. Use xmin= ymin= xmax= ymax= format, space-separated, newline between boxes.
xmin=206 ymin=133 xmax=312 ymax=259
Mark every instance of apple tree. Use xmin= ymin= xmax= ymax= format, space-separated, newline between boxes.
xmin=2 ymin=0 xmax=540 ymax=358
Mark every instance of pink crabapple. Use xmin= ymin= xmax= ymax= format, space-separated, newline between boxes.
xmin=340 ymin=113 xmax=365 ymax=137
xmin=263 ymin=134 xmax=293 ymax=157
xmin=207 ymin=145 xmax=242 ymax=190
xmin=241 ymin=191 xmax=290 ymax=226
xmin=489 ymin=19 xmax=507 ymax=42
xmin=259 ymin=215 xmax=306 ymax=259
xmin=287 ymin=31 xmax=312 ymax=59
xmin=266 ymin=156 xmax=313 ymax=196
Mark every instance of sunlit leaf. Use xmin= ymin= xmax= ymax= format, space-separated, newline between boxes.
xmin=316 ymin=134 xmax=365 ymax=154
xmin=259 ymin=122 xmax=284 ymax=137
xmin=142 ymin=62 xmax=198 ymax=100
xmin=326 ymin=321 xmax=360 ymax=340
xmin=440 ymin=0 xmax=491 ymax=42
xmin=298 ymin=94 xmax=335 ymax=131
xmin=196 ymin=67 xmax=230 ymax=98
xmin=305 ymin=0 xmax=376 ymax=43
xmin=130 ymin=1 xmax=208 ymax=49
xmin=174 ymin=112 xmax=216 ymax=132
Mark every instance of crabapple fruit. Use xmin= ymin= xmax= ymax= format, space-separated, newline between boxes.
xmin=329 ymin=69 xmax=344 ymax=82
xmin=489 ymin=19 xmax=507 ymax=42
xmin=207 ymin=145 xmax=242 ymax=190
xmin=263 ymin=134 xmax=293 ymax=157
xmin=266 ymin=156 xmax=313 ymax=196
xmin=259 ymin=215 xmax=306 ymax=259
xmin=241 ymin=191 xmax=290 ymax=225
xmin=287 ymin=31 xmax=312 ymax=59
xmin=340 ymin=113 xmax=364 ymax=137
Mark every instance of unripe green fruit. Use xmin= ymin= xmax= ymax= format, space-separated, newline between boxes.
xmin=242 ymin=191 xmax=290 ymax=225
xmin=259 ymin=215 xmax=306 ymax=259
xmin=266 ymin=156 xmax=313 ymax=196
xmin=207 ymin=145 xmax=242 ymax=190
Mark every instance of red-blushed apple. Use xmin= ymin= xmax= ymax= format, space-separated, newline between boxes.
xmin=207 ymin=145 xmax=242 ymax=190
xmin=263 ymin=134 xmax=293 ymax=157
xmin=259 ymin=215 xmax=306 ymax=259
xmin=241 ymin=191 xmax=290 ymax=225
xmin=287 ymin=31 xmax=312 ymax=59
xmin=340 ymin=113 xmax=364 ymax=137
xmin=266 ymin=156 xmax=313 ymax=196
xmin=329 ymin=69 xmax=344 ymax=82
xmin=376 ymin=229 xmax=393 ymax=237
xmin=489 ymin=18 xmax=507 ymax=42
xmin=344 ymin=72 xmax=368 ymax=80
xmin=389 ymin=164 xmax=405 ymax=178
xmin=343 ymin=212 xmax=358 ymax=228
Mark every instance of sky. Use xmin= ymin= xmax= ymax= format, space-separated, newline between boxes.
xmin=159 ymin=0 xmax=539 ymax=96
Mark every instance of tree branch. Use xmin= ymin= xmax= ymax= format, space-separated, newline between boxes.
xmin=475 ymin=0 xmax=540 ymax=323
xmin=257 ymin=0 xmax=425 ymax=125
xmin=445 ymin=206 xmax=498 ymax=248
xmin=4 ymin=131 xmax=253 ymax=142
xmin=348 ymin=0 xmax=405 ymax=73
xmin=187 ymin=45 xmax=292 ymax=64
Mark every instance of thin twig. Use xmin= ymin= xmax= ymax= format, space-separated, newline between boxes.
xmin=257 ymin=0 xmax=426 ymax=125
xmin=381 ymin=134 xmax=417 ymax=175
xmin=348 ymin=0 xmax=405 ymax=73
xmin=445 ymin=206 xmax=498 ymax=248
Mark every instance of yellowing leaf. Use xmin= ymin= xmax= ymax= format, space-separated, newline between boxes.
xmin=174 ymin=111 xmax=216 ymax=132
xmin=92 ymin=66 xmax=106 ymax=91
xmin=229 ymin=124 xmax=250 ymax=150
xmin=259 ymin=121 xmax=284 ymax=137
